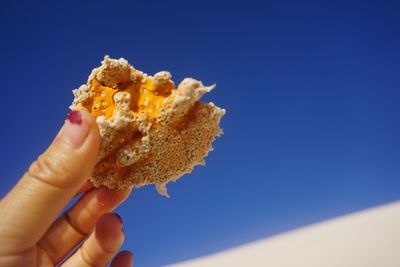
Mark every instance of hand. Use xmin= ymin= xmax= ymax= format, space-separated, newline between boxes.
xmin=0 ymin=110 xmax=133 ymax=267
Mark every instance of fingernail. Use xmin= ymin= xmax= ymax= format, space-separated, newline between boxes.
xmin=114 ymin=213 xmax=123 ymax=224
xmin=112 ymin=251 xmax=133 ymax=266
xmin=67 ymin=110 xmax=82 ymax=124
xmin=59 ymin=110 xmax=89 ymax=148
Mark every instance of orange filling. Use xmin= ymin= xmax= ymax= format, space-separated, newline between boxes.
xmin=90 ymin=82 xmax=118 ymax=118
xmin=88 ymin=75 xmax=175 ymax=121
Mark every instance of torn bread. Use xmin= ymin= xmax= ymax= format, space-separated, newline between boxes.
xmin=70 ymin=56 xmax=225 ymax=196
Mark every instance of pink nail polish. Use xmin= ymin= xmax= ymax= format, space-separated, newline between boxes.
xmin=59 ymin=110 xmax=89 ymax=148
xmin=67 ymin=110 xmax=82 ymax=124
xmin=114 ymin=213 xmax=123 ymax=224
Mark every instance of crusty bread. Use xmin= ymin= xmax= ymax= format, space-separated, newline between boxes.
xmin=70 ymin=56 xmax=225 ymax=196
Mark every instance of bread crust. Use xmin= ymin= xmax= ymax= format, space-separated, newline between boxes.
xmin=71 ymin=56 xmax=225 ymax=196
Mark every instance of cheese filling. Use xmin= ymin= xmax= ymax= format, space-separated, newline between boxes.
xmin=88 ymin=73 xmax=175 ymax=121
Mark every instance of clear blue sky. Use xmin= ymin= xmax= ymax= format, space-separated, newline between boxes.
xmin=1 ymin=1 xmax=400 ymax=266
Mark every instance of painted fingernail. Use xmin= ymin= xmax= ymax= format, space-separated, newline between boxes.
xmin=115 ymin=213 xmax=123 ymax=224
xmin=59 ymin=110 xmax=89 ymax=148
xmin=67 ymin=110 xmax=82 ymax=124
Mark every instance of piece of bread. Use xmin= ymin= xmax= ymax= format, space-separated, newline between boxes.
xmin=70 ymin=56 xmax=225 ymax=196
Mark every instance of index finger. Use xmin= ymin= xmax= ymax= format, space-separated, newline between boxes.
xmin=0 ymin=110 xmax=100 ymax=254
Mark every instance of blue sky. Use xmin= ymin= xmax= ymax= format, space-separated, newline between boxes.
xmin=1 ymin=1 xmax=400 ymax=266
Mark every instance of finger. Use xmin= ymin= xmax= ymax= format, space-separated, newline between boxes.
xmin=0 ymin=110 xmax=100 ymax=254
xmin=111 ymin=251 xmax=134 ymax=267
xmin=38 ymin=186 xmax=131 ymax=263
xmin=75 ymin=180 xmax=94 ymax=196
xmin=61 ymin=213 xmax=124 ymax=267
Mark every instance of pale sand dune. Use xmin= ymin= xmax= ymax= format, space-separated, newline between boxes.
xmin=169 ymin=201 xmax=400 ymax=267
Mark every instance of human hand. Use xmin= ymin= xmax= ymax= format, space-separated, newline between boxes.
xmin=0 ymin=110 xmax=133 ymax=267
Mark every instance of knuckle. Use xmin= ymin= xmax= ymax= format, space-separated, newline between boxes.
xmin=80 ymin=246 xmax=98 ymax=267
xmin=27 ymin=150 xmax=72 ymax=189
xmin=65 ymin=211 xmax=88 ymax=236
xmin=37 ymin=236 xmax=58 ymax=262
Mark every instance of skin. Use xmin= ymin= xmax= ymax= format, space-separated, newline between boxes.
xmin=0 ymin=110 xmax=134 ymax=267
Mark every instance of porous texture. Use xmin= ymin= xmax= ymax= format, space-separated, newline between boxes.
xmin=70 ymin=56 xmax=225 ymax=196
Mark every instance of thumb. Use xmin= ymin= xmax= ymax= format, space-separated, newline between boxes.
xmin=0 ymin=110 xmax=100 ymax=253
